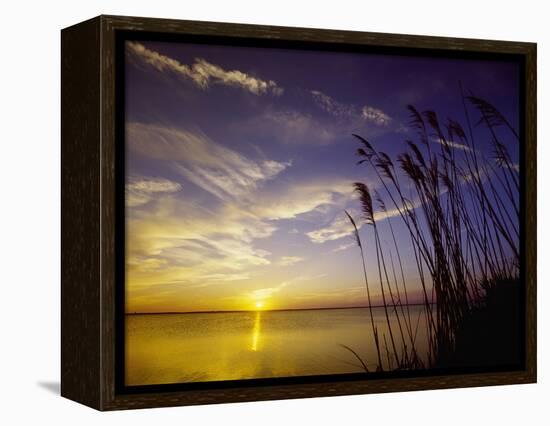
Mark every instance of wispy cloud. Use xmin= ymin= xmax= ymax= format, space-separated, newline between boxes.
xmin=435 ymin=137 xmax=472 ymax=152
xmin=361 ymin=106 xmax=392 ymax=126
xmin=250 ymin=93 xmax=393 ymax=147
xmin=278 ymin=256 xmax=304 ymax=266
xmin=127 ymin=122 xmax=291 ymax=201
xmin=126 ymin=176 xmax=182 ymax=207
xmin=311 ymin=90 xmax=355 ymax=117
xmin=306 ymin=213 xmax=355 ymax=244
xmin=251 ymin=179 xmax=353 ymax=220
xmin=248 ymin=284 xmax=287 ymax=301
xmin=247 ymin=274 xmax=325 ymax=302
xmin=311 ymin=90 xmax=392 ymax=127
xmin=126 ymin=200 xmax=277 ymax=297
xmin=196 ymin=272 xmax=250 ymax=282
xmin=127 ymin=257 xmax=168 ymax=273
xmin=331 ymin=242 xmax=355 ymax=252
xmin=127 ymin=41 xmax=283 ymax=96
xmin=262 ymin=109 xmax=337 ymax=145
xmin=307 ymin=199 xmax=414 ymax=244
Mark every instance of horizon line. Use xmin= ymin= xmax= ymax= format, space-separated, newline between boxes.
xmin=125 ymin=302 xmax=435 ymax=315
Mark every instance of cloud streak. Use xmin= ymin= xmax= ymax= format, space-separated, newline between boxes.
xmin=361 ymin=106 xmax=392 ymax=126
xmin=250 ymin=179 xmax=353 ymax=220
xmin=332 ymin=242 xmax=355 ymax=252
xmin=261 ymin=109 xmax=338 ymax=145
xmin=435 ymin=137 xmax=472 ymax=152
xmin=311 ymin=90 xmax=355 ymax=118
xmin=306 ymin=213 xmax=355 ymax=244
xmin=278 ymin=256 xmax=304 ymax=266
xmin=127 ymin=122 xmax=291 ymax=201
xmin=311 ymin=90 xmax=392 ymax=127
xmin=127 ymin=41 xmax=283 ymax=96
xmin=126 ymin=176 xmax=182 ymax=207
xmin=247 ymin=274 xmax=325 ymax=302
xmin=307 ymin=199 xmax=418 ymax=245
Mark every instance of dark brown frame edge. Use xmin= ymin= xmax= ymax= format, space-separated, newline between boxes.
xmin=61 ymin=14 xmax=537 ymax=411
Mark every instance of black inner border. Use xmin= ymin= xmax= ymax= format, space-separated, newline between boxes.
xmin=114 ymin=29 xmax=527 ymax=395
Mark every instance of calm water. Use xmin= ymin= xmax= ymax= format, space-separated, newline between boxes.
xmin=126 ymin=306 xmax=429 ymax=386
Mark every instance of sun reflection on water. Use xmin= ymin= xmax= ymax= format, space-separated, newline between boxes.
xmin=250 ymin=311 xmax=262 ymax=351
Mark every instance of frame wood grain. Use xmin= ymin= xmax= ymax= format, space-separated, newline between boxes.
xmin=61 ymin=15 xmax=536 ymax=411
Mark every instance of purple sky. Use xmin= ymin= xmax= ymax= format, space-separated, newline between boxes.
xmin=124 ymin=39 xmax=520 ymax=313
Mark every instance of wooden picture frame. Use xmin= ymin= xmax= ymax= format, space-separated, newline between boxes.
xmin=61 ymin=15 xmax=536 ymax=411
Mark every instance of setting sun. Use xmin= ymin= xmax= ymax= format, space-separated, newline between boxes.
xmin=255 ymin=301 xmax=264 ymax=310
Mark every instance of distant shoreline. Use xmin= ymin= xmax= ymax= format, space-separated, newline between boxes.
xmin=125 ymin=303 xmax=435 ymax=316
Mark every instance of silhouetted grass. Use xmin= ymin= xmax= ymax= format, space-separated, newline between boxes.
xmin=345 ymin=91 xmax=520 ymax=371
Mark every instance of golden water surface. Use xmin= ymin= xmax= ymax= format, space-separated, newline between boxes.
xmin=126 ymin=306 xmax=428 ymax=386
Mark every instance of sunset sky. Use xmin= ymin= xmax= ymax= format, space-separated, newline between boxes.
xmin=124 ymin=39 xmax=520 ymax=313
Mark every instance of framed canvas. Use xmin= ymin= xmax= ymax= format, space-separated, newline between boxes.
xmin=61 ymin=15 xmax=536 ymax=411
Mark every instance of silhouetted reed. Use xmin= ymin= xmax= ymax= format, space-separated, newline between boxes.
xmin=346 ymin=93 xmax=520 ymax=370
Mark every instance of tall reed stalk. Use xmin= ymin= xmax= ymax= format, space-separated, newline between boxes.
xmin=346 ymin=93 xmax=520 ymax=370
